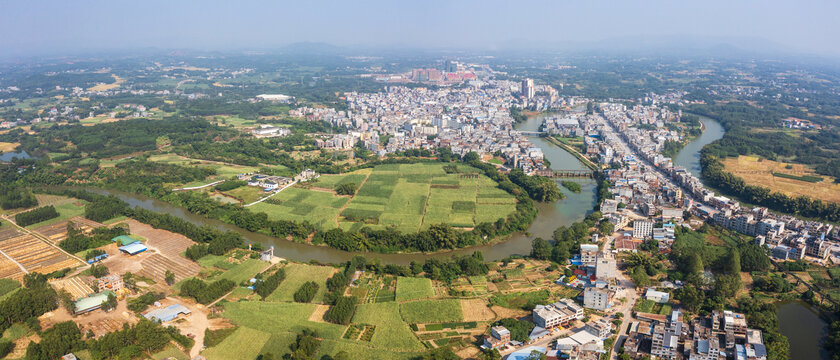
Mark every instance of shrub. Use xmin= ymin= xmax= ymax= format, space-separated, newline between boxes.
xmin=293 ymin=281 xmax=319 ymax=303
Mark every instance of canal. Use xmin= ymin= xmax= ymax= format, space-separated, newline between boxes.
xmin=88 ymin=114 xmax=597 ymax=265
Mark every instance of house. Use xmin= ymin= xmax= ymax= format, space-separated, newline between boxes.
xmin=580 ymin=244 xmax=599 ymax=267
xmin=532 ymin=298 xmax=584 ymax=329
xmin=595 ymin=255 xmax=616 ymax=280
xmin=645 ymin=289 xmax=670 ymax=304
xmin=585 ymin=319 xmax=613 ymax=339
xmin=583 ymin=286 xmax=614 ymax=310
xmin=483 ymin=326 xmax=510 ymax=349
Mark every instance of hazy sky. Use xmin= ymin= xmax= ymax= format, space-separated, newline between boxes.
xmin=2 ymin=0 xmax=839 ymax=57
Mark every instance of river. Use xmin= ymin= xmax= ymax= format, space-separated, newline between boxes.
xmin=777 ymin=301 xmax=829 ymax=360
xmin=673 ymin=114 xmax=725 ymax=176
xmin=670 ymin=117 xmax=828 ymax=360
xmin=88 ymin=114 xmax=596 ymax=265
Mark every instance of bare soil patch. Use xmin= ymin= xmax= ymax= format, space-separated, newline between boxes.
xmin=308 ymin=304 xmax=331 ymax=323
xmin=461 ymin=299 xmax=495 ymax=322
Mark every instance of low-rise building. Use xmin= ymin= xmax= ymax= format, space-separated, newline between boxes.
xmin=532 ymin=298 xmax=584 ymax=329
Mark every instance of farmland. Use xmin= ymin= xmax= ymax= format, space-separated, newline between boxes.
xmin=0 ymin=226 xmax=82 ymax=279
xmin=395 ymin=276 xmax=435 ymax=301
xmin=266 ymin=263 xmax=337 ymax=303
xmin=249 ymin=163 xmax=517 ymax=233
xmin=721 ymin=155 xmax=840 ymax=203
xmin=399 ymin=299 xmax=464 ymax=324
xmin=202 ymin=326 xmax=271 ymax=360
xmin=353 ymin=302 xmax=425 ymax=351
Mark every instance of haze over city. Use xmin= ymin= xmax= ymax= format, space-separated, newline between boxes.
xmin=2 ymin=0 xmax=840 ymax=57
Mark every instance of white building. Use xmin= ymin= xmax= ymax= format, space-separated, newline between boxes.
xmin=645 ymin=289 xmax=670 ymax=304
xmin=595 ymin=256 xmax=616 ymax=280
xmin=583 ymin=286 xmax=614 ymax=310
xmin=532 ymin=298 xmax=584 ymax=329
xmin=633 ymin=220 xmax=653 ymax=239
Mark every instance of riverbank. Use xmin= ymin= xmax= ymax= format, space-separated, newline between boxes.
xmin=543 ymin=135 xmax=599 ymax=171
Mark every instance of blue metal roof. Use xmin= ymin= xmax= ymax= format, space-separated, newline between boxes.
xmin=119 ymin=242 xmax=147 ymax=255
xmin=144 ymin=304 xmax=191 ymax=322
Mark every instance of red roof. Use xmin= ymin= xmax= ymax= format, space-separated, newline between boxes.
xmin=573 ymin=269 xmax=586 ymax=276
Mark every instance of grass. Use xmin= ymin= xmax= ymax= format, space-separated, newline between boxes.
xmin=222 ymin=301 xmax=347 ymax=340
xmin=2 ymin=323 xmax=28 ymax=341
xmin=267 ymin=263 xmax=336 ymax=303
xmin=489 ymin=289 xmax=551 ymax=310
xmin=634 ymin=299 xmax=655 ymax=313
xmin=399 ymin=299 xmax=463 ymax=324
xmin=0 ymin=279 xmax=20 ymax=298
xmin=353 ymin=302 xmax=425 ymax=351
xmin=152 ymin=346 xmax=190 ymax=360
xmin=771 ymin=172 xmax=823 ymax=183
xmin=395 ymin=277 xmax=435 ymax=302
xmin=202 ymin=326 xmax=271 ymax=360
xmin=24 ymin=200 xmax=86 ymax=229
xmin=258 ymin=332 xmax=298 ymax=357
xmin=211 ymin=259 xmax=268 ymax=284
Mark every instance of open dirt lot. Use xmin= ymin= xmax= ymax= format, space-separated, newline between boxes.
xmin=40 ymin=298 xmax=138 ymax=338
xmin=460 ymin=299 xmax=496 ymax=322
xmin=721 ymin=155 xmax=840 ymax=203
xmin=110 ymin=219 xmax=201 ymax=284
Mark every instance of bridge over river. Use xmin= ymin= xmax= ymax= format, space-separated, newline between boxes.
xmin=535 ymin=169 xmax=594 ymax=178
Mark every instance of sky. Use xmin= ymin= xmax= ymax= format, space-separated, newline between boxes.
xmin=1 ymin=0 xmax=839 ymax=57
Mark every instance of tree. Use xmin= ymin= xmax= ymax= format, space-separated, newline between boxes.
xmin=726 ymin=248 xmax=741 ymax=275
xmin=101 ymin=292 xmax=117 ymax=312
xmin=530 ymin=238 xmax=551 ymax=260
xmin=677 ymin=286 xmax=704 ymax=312
xmin=165 ymin=270 xmax=175 ymax=285
xmin=294 ymin=281 xmax=319 ymax=303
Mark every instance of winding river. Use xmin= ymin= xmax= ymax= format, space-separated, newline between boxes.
xmin=673 ymin=114 xmax=725 ymax=176
xmin=673 ymin=117 xmax=829 ymax=360
xmin=89 ymin=114 xmax=597 ymax=265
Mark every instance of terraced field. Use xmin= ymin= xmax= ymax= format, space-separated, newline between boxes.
xmin=0 ymin=227 xmax=82 ymax=277
xmin=35 ymin=216 xmax=105 ymax=245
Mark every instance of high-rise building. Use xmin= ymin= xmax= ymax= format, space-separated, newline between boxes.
xmin=521 ymin=78 xmax=535 ymax=99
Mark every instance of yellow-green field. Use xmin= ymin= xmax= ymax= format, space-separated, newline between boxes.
xmin=250 ymin=163 xmax=517 ymax=233
xmin=721 ymin=155 xmax=840 ymax=203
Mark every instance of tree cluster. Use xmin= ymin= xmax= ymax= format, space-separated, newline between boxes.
xmin=179 ymin=278 xmax=236 ymax=304
xmin=14 ymin=205 xmax=58 ymax=227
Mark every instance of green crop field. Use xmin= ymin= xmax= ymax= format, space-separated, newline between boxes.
xmin=267 ymin=263 xmax=336 ymax=303
xmin=211 ymin=259 xmax=267 ymax=284
xmin=250 ymin=187 xmax=349 ymax=229
xmin=249 ymin=163 xmax=516 ymax=233
xmin=395 ymin=277 xmax=435 ymax=302
xmin=316 ymin=339 xmax=417 ymax=360
xmin=313 ymin=169 xmax=371 ymax=189
xmin=202 ymin=326 xmax=271 ymax=360
xmin=258 ymin=332 xmax=298 ymax=358
xmin=353 ymin=302 xmax=425 ymax=351
xmin=222 ymin=301 xmax=347 ymax=339
xmin=399 ymin=299 xmax=463 ymax=324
